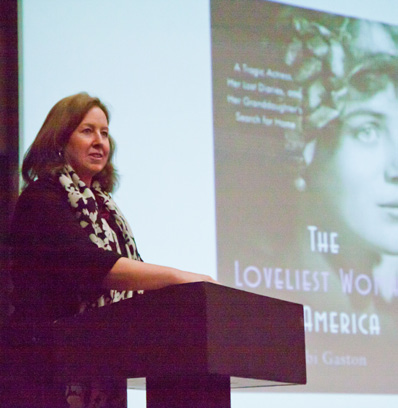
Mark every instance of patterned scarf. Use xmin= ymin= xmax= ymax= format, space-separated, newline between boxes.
xmin=59 ymin=165 xmax=142 ymax=311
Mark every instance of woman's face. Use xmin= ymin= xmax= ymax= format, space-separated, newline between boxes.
xmin=64 ymin=106 xmax=110 ymax=187
xmin=309 ymin=82 xmax=398 ymax=254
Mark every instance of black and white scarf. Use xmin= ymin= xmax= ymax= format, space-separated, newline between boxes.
xmin=59 ymin=165 xmax=143 ymax=312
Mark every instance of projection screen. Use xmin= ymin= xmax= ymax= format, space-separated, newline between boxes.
xmin=20 ymin=0 xmax=398 ymax=407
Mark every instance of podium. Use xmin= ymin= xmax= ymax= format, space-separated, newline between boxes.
xmin=51 ymin=282 xmax=306 ymax=407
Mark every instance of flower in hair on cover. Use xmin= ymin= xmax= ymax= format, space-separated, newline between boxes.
xmin=281 ymin=13 xmax=398 ymax=167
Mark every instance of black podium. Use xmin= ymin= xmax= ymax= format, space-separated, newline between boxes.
xmin=51 ymin=282 xmax=306 ymax=407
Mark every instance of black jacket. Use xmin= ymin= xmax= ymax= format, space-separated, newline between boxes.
xmin=9 ymin=178 xmax=122 ymax=328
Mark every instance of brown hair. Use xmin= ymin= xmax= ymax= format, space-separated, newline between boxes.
xmin=22 ymin=92 xmax=118 ymax=192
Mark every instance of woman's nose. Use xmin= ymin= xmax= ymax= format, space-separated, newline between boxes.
xmin=384 ymin=139 xmax=398 ymax=183
xmin=92 ymin=130 xmax=103 ymax=144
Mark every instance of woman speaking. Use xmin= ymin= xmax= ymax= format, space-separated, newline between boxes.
xmin=8 ymin=92 xmax=217 ymax=407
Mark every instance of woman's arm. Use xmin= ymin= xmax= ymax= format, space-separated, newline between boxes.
xmin=12 ymin=180 xmax=217 ymax=294
xmin=102 ymin=257 xmax=217 ymax=291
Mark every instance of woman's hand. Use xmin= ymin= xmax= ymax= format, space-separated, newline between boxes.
xmin=170 ymin=269 xmax=219 ymax=285
xmin=102 ymin=257 xmax=218 ymax=291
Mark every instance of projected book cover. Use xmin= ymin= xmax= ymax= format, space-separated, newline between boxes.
xmin=211 ymin=0 xmax=398 ymax=393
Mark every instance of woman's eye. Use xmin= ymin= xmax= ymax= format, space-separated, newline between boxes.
xmin=82 ymin=128 xmax=92 ymax=134
xmin=353 ymin=123 xmax=380 ymax=144
xmin=101 ymin=131 xmax=109 ymax=137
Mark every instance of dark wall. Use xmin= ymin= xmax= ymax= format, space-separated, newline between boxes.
xmin=0 ymin=0 xmax=19 ymax=328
